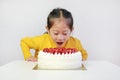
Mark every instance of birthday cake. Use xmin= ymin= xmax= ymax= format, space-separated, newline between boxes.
xmin=38 ymin=48 xmax=82 ymax=69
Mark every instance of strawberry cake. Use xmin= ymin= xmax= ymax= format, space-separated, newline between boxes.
xmin=38 ymin=48 xmax=82 ymax=69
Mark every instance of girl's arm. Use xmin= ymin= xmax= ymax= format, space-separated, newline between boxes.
xmin=76 ymin=40 xmax=88 ymax=61
xmin=20 ymin=37 xmax=38 ymax=61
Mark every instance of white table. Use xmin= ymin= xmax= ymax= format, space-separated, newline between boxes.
xmin=0 ymin=60 xmax=120 ymax=80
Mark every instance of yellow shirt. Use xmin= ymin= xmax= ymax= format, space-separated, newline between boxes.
xmin=20 ymin=34 xmax=88 ymax=60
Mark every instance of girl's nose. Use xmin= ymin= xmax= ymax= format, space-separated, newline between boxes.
xmin=57 ymin=34 xmax=64 ymax=41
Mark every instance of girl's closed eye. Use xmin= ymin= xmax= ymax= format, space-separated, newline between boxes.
xmin=54 ymin=33 xmax=59 ymax=35
xmin=63 ymin=33 xmax=67 ymax=35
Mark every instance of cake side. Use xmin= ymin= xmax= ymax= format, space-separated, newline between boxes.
xmin=38 ymin=48 xmax=82 ymax=69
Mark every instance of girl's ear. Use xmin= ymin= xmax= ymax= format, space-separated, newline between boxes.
xmin=46 ymin=26 xmax=49 ymax=31
xmin=46 ymin=26 xmax=50 ymax=34
xmin=71 ymin=27 xmax=74 ymax=32
xmin=70 ymin=27 xmax=74 ymax=35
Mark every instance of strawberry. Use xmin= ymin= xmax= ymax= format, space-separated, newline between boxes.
xmin=69 ymin=49 xmax=72 ymax=54
xmin=69 ymin=48 xmax=76 ymax=54
xmin=43 ymin=48 xmax=46 ymax=52
xmin=57 ymin=48 xmax=62 ymax=54
xmin=49 ymin=48 xmax=53 ymax=53
xmin=46 ymin=48 xmax=50 ymax=53
xmin=63 ymin=50 xmax=66 ymax=54
xmin=43 ymin=47 xmax=79 ymax=54
xmin=66 ymin=48 xmax=70 ymax=54
xmin=51 ymin=48 xmax=56 ymax=55
xmin=43 ymin=48 xmax=48 ymax=52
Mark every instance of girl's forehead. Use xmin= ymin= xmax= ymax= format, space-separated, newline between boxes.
xmin=50 ymin=17 xmax=66 ymax=23
xmin=51 ymin=22 xmax=70 ymax=31
xmin=52 ymin=28 xmax=70 ymax=32
xmin=50 ymin=17 xmax=71 ymax=26
xmin=49 ymin=17 xmax=72 ymax=32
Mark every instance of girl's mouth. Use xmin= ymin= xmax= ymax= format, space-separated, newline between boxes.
xmin=56 ymin=42 xmax=63 ymax=45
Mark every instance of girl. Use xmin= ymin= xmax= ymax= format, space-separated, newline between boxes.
xmin=20 ymin=8 xmax=88 ymax=62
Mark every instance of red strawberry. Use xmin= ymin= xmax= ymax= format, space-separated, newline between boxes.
xmin=63 ymin=50 xmax=66 ymax=54
xmin=43 ymin=48 xmax=46 ymax=52
xmin=52 ymin=48 xmax=56 ymax=55
xmin=43 ymin=48 xmax=49 ymax=53
xmin=72 ymin=48 xmax=75 ymax=53
xmin=75 ymin=48 xmax=78 ymax=52
xmin=54 ymin=48 xmax=57 ymax=53
xmin=69 ymin=49 xmax=72 ymax=54
xmin=66 ymin=48 xmax=70 ymax=54
xmin=57 ymin=48 xmax=62 ymax=54
xmin=49 ymin=48 xmax=53 ymax=53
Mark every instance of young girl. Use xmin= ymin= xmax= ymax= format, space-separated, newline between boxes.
xmin=20 ymin=8 xmax=88 ymax=62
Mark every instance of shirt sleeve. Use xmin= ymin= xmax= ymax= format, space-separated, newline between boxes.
xmin=76 ymin=39 xmax=88 ymax=60
xmin=20 ymin=37 xmax=39 ymax=60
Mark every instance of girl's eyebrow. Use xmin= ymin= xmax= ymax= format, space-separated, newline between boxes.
xmin=52 ymin=30 xmax=59 ymax=33
xmin=63 ymin=31 xmax=68 ymax=33
xmin=52 ymin=30 xmax=58 ymax=31
xmin=63 ymin=30 xmax=69 ymax=32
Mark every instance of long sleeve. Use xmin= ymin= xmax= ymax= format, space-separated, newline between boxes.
xmin=20 ymin=34 xmax=57 ymax=60
xmin=20 ymin=37 xmax=39 ymax=60
xmin=76 ymin=40 xmax=88 ymax=60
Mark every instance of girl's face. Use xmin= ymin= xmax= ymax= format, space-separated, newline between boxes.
xmin=47 ymin=19 xmax=72 ymax=47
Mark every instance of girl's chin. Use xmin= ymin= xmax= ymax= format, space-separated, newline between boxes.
xmin=57 ymin=44 xmax=63 ymax=47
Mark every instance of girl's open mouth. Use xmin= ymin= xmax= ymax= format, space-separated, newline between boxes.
xmin=56 ymin=42 xmax=63 ymax=45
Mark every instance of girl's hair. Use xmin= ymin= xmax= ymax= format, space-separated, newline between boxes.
xmin=47 ymin=8 xmax=73 ymax=31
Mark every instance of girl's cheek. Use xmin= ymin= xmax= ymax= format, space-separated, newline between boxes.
xmin=53 ymin=36 xmax=57 ymax=40
xmin=66 ymin=36 xmax=70 ymax=40
xmin=64 ymin=36 xmax=68 ymax=40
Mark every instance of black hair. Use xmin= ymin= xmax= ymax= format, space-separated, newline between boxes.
xmin=47 ymin=8 xmax=73 ymax=31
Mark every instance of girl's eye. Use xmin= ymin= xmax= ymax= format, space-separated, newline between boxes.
xmin=54 ymin=33 xmax=58 ymax=35
xmin=63 ymin=33 xmax=67 ymax=35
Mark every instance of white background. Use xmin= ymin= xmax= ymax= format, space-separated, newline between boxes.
xmin=0 ymin=0 xmax=120 ymax=66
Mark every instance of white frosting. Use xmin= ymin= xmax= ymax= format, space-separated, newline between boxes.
xmin=38 ymin=51 xmax=82 ymax=69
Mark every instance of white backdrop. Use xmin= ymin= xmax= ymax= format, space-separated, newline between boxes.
xmin=0 ymin=0 xmax=120 ymax=66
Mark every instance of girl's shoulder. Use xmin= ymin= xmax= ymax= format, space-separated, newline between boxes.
xmin=69 ymin=36 xmax=80 ymax=42
xmin=21 ymin=34 xmax=49 ymax=41
xmin=31 ymin=33 xmax=50 ymax=40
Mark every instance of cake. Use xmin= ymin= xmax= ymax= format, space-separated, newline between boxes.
xmin=38 ymin=48 xmax=82 ymax=69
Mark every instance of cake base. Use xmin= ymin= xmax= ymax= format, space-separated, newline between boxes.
xmin=33 ymin=64 xmax=87 ymax=70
